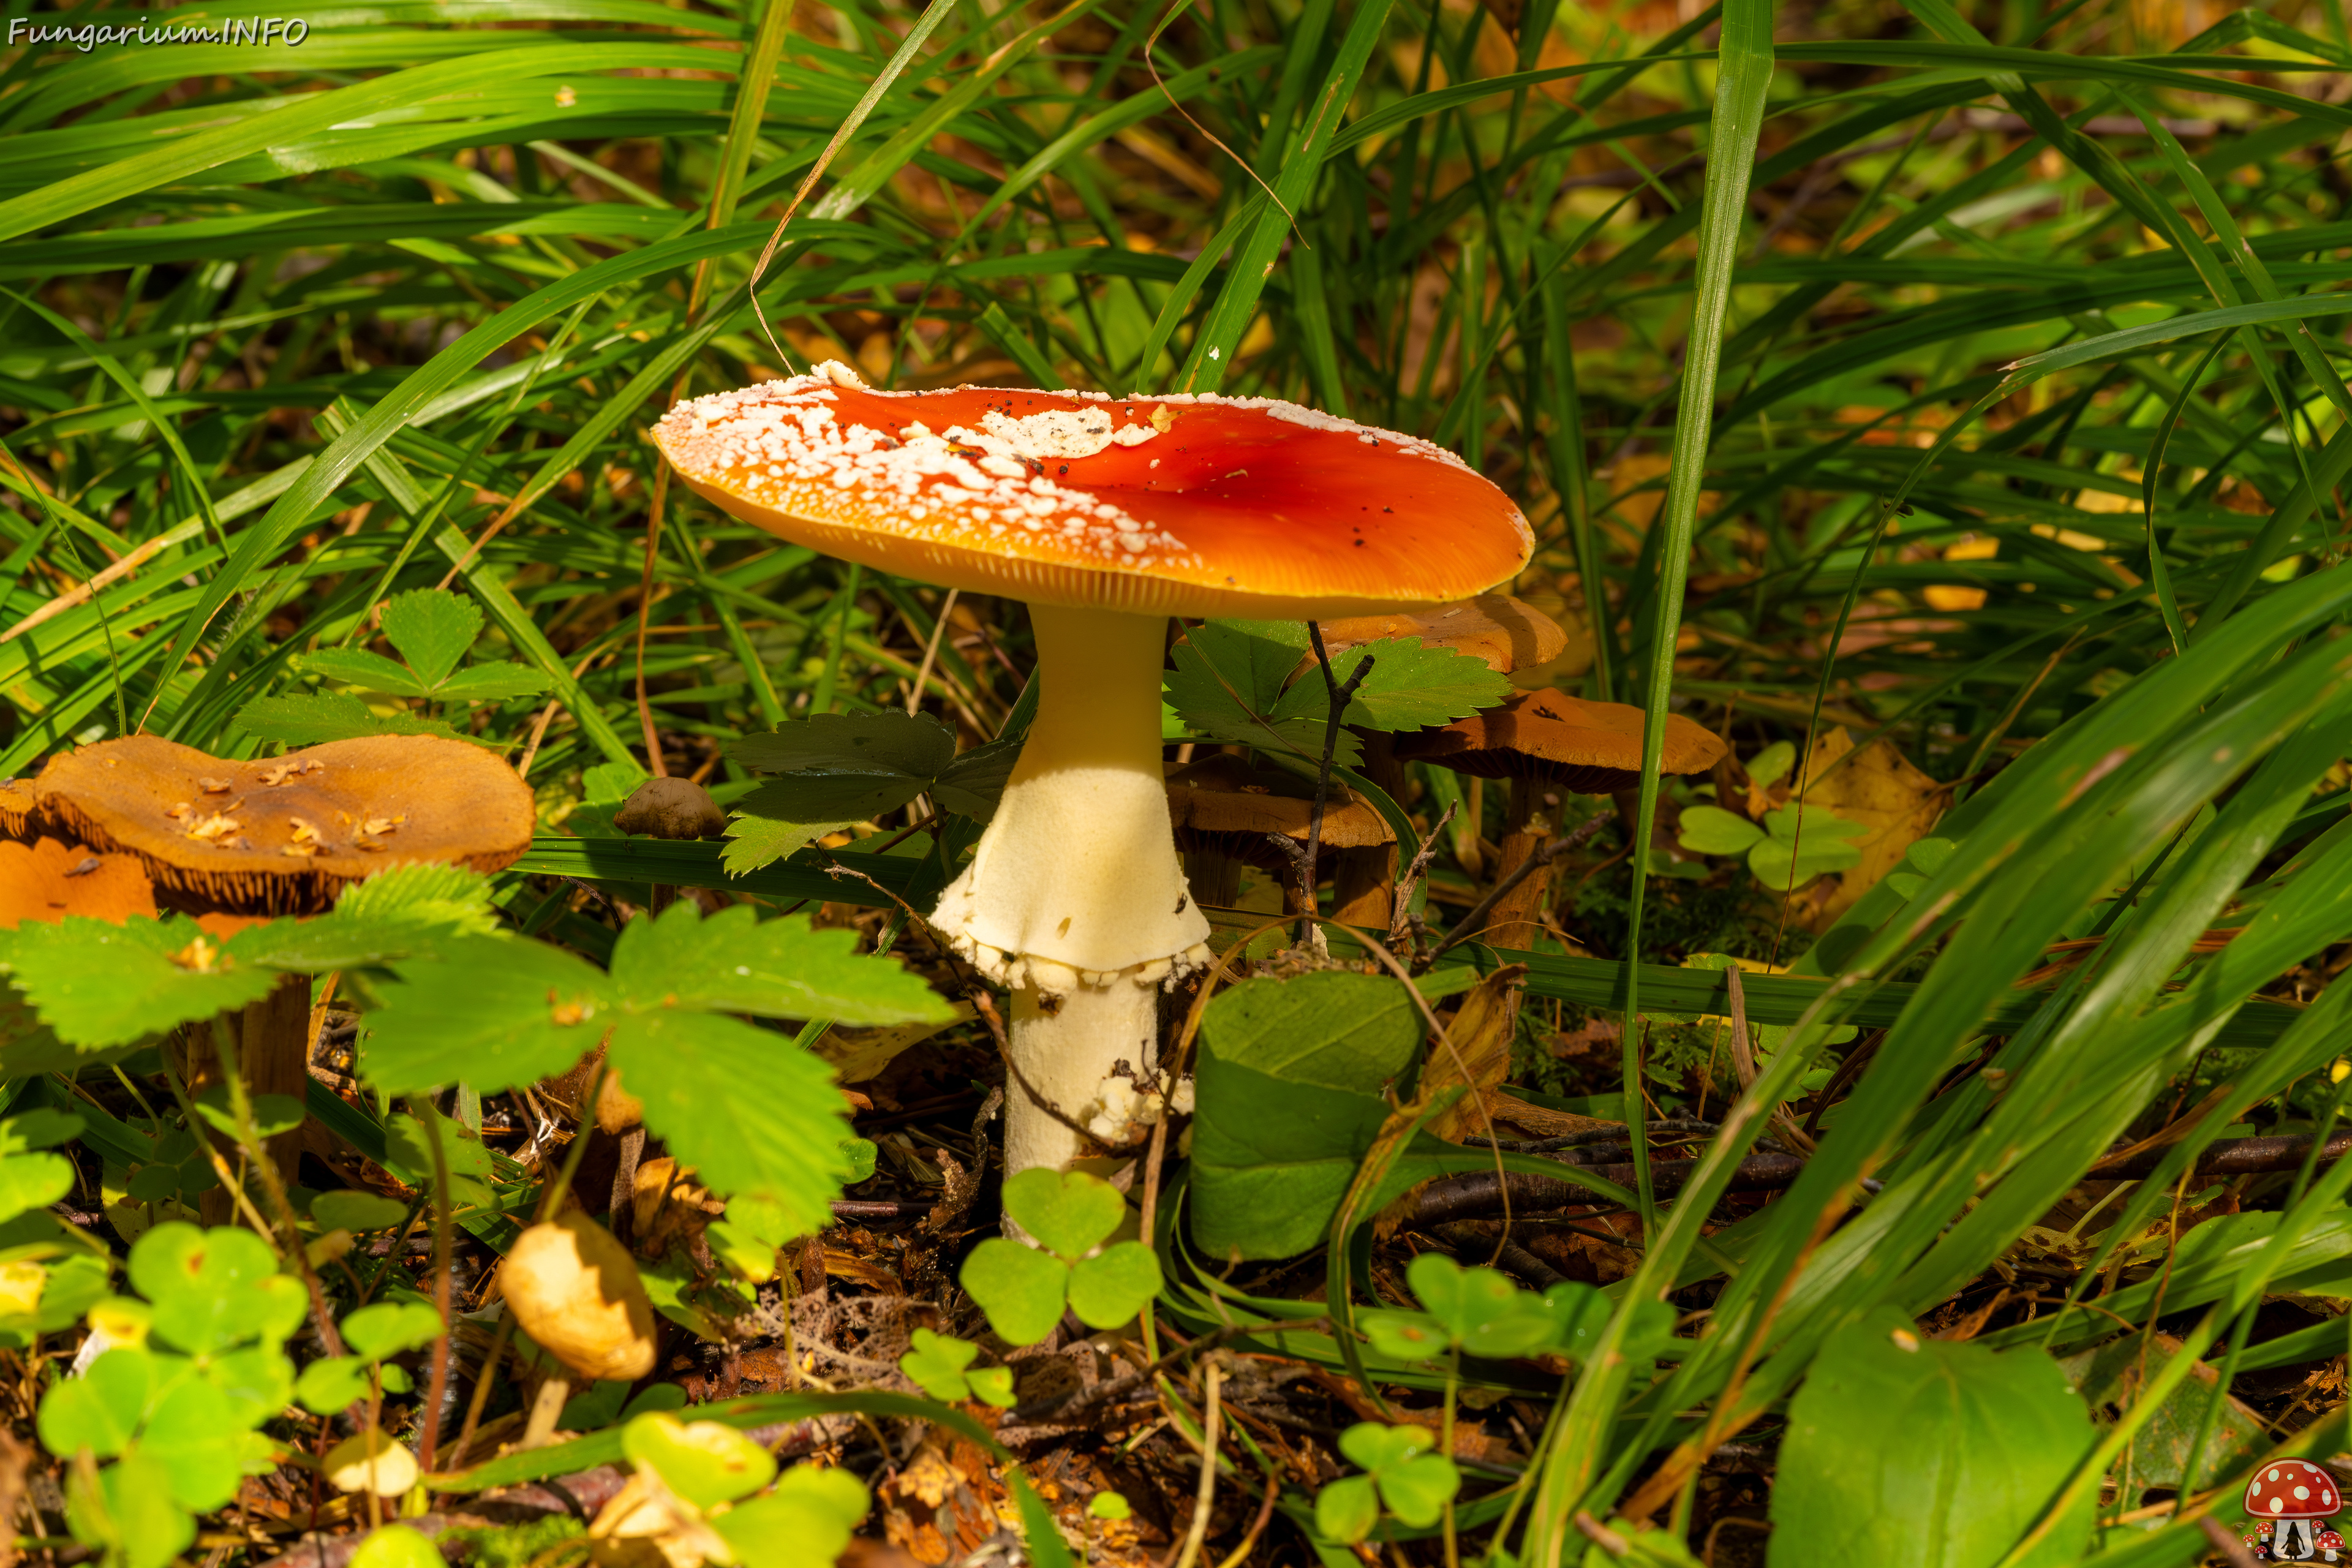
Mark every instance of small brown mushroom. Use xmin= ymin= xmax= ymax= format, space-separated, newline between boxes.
xmin=1315 ymin=592 xmax=1571 ymax=676
xmin=612 ymin=776 xmax=726 ymax=841
xmin=3 ymin=733 xmax=537 ymax=1216
xmin=1396 ymin=693 xmax=1726 ymax=949
xmin=5 ymin=733 xmax=534 ymax=914
xmin=0 ymin=838 xmax=157 ymax=929
xmin=1166 ymin=754 xmax=1393 ymax=918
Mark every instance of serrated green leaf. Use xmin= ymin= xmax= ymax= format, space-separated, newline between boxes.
xmin=379 ymin=588 xmax=484 ymax=689
xmin=720 ymin=809 xmax=858 ymax=876
xmin=1164 ymin=621 xmax=1352 ymax=764
xmin=1677 ymin=805 xmax=1767 ymax=856
xmin=609 ymin=1009 xmax=853 ymax=1238
xmin=933 ymin=733 xmax=1020 ymax=820
xmin=299 ymin=648 xmax=429 ymax=698
xmin=432 ymin=662 xmax=551 ymax=701
xmin=734 ymin=772 xmax=927 ymax=824
xmin=960 ymin=1237 xmax=1069 ymax=1346
xmin=1305 ymin=635 xmax=1512 ymax=733
xmin=1065 ymin=1242 xmax=1159 ymax=1329
xmin=235 ymin=692 xmax=459 ymax=746
xmin=360 ymin=937 xmax=608 ymax=1095
xmin=608 ymin=903 xmax=951 ymax=1026
xmin=9 ymin=916 xmax=280 ymax=1048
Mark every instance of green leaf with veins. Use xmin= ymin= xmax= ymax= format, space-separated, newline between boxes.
xmin=235 ymin=693 xmax=461 ymax=747
xmin=609 ymin=1009 xmax=858 ymax=1240
xmin=379 ymin=587 xmax=484 ymax=688
xmin=301 ymin=648 xmax=428 ymax=698
xmin=431 ymin=663 xmax=550 ymax=701
xmin=608 ymin=903 xmax=951 ymax=1025
xmin=724 ymin=710 xmax=1014 ymax=869
xmin=7 ymin=916 xmax=281 ymax=1049
xmin=1164 ymin=623 xmax=1508 ymax=763
xmin=358 ymin=937 xmax=608 ymax=1095
xmin=720 ymin=809 xmax=859 ymax=876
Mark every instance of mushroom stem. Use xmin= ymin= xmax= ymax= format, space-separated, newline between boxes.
xmin=181 ymin=975 xmax=312 ymax=1221
xmin=1485 ymin=778 xmax=1558 ymax=951
xmin=930 ymin=605 xmax=1208 ymax=1177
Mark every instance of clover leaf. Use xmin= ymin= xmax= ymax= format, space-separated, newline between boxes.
xmin=1314 ymin=1423 xmax=1461 ymax=1544
xmin=900 ymin=1328 xmax=1017 ymax=1408
xmin=1405 ymin=1253 xmax=1559 ymax=1359
xmin=960 ymin=1170 xmax=1162 ymax=1346
xmin=1676 ymin=801 xmax=1869 ymax=891
xmin=712 ymin=1465 xmax=871 ymax=1568
xmin=623 ymin=1411 xmax=778 ymax=1512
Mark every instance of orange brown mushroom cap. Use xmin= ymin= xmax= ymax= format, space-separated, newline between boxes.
xmin=5 ymin=734 xmax=537 ymax=915
xmin=1393 ymin=691 xmax=1728 ymax=795
xmin=1166 ymin=755 xmax=1395 ymax=865
xmin=1315 ymin=594 xmax=1569 ymax=676
xmin=649 ymin=368 xmax=1533 ymax=619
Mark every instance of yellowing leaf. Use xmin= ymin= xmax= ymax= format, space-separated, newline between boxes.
xmin=1796 ymin=728 xmax=1948 ymax=929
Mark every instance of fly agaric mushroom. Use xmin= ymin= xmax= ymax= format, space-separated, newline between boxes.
xmin=1396 ymin=692 xmax=1725 ymax=950
xmin=2245 ymin=1460 xmax=2343 ymax=1560
xmin=652 ymin=367 xmax=1531 ymax=1177
xmin=1165 ymin=754 xmax=1394 ymax=917
xmin=2 ymin=733 xmax=535 ymax=1208
xmin=1310 ymin=593 xmax=1572 ymax=920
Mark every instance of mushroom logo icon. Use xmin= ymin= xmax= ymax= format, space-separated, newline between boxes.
xmin=2245 ymin=1460 xmax=2343 ymax=1559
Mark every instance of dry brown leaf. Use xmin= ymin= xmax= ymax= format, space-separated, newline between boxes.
xmin=1796 ymin=726 xmax=1947 ymax=929
xmin=1427 ymin=964 xmax=1528 ymax=1143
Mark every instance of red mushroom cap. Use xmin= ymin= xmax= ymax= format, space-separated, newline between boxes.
xmin=2246 ymin=1460 xmax=2342 ymax=1520
xmin=651 ymin=372 xmax=1533 ymax=619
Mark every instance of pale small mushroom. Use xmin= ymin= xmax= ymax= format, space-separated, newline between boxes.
xmin=1311 ymin=594 xmax=1572 ymax=919
xmin=2 ymin=733 xmax=536 ymax=1211
xmin=1395 ymin=692 xmax=1725 ymax=950
xmin=1165 ymin=753 xmax=1395 ymax=919
xmin=502 ymin=1210 xmax=657 ymax=1386
xmin=652 ymin=366 xmax=1531 ymax=1179
xmin=2244 ymin=1460 xmax=2344 ymax=1561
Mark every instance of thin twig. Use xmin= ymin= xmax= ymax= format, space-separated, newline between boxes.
xmin=1301 ymin=623 xmax=1374 ymax=949
xmin=1169 ymin=1360 xmax=1224 ymax=1568
xmin=1388 ymin=799 xmax=1459 ymax=947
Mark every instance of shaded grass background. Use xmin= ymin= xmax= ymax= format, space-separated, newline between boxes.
xmin=9 ymin=0 xmax=2352 ymax=1556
